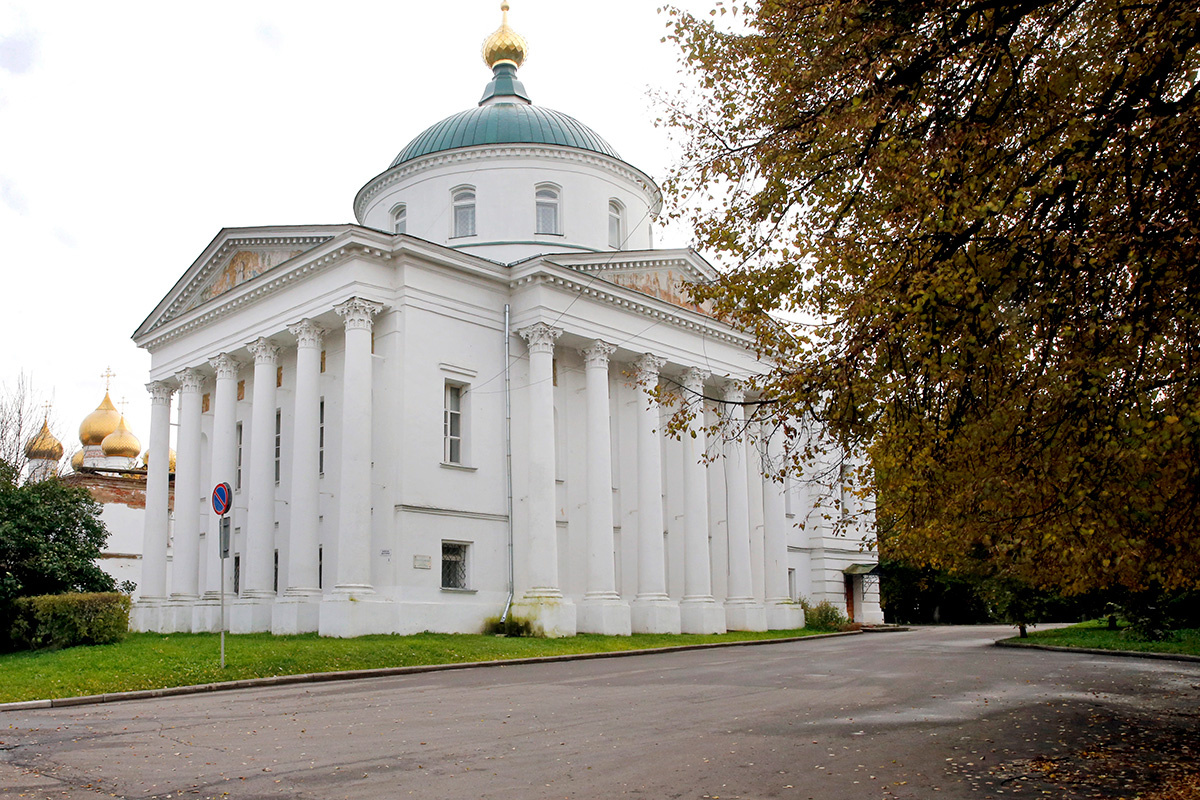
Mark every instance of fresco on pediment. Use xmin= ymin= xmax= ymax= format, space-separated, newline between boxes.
xmin=604 ymin=269 xmax=715 ymax=316
xmin=186 ymin=249 xmax=306 ymax=311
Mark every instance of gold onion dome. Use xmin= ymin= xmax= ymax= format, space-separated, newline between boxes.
xmin=71 ymin=450 xmax=85 ymax=471
xmin=25 ymin=419 xmax=64 ymax=461
xmin=101 ymin=416 xmax=141 ymax=459
xmin=142 ymin=448 xmax=177 ymax=472
xmin=482 ymin=2 xmax=527 ymax=69
xmin=79 ymin=392 xmax=122 ymax=446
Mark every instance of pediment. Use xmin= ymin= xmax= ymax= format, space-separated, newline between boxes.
xmin=133 ymin=226 xmax=350 ymax=341
xmin=548 ymin=250 xmax=718 ymax=316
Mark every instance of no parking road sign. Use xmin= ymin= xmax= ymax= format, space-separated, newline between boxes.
xmin=211 ymin=482 xmax=232 ymax=516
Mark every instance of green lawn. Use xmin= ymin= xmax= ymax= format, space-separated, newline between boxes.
xmin=0 ymin=628 xmax=824 ymax=704
xmin=1011 ymin=620 xmax=1200 ymax=656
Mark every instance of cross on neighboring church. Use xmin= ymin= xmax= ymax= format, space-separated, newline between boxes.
xmin=101 ymin=366 xmax=116 ymax=391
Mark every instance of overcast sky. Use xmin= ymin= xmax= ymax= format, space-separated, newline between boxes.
xmin=0 ymin=0 xmax=716 ymax=457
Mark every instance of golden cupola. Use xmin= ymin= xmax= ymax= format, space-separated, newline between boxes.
xmin=79 ymin=392 xmax=122 ymax=446
xmin=101 ymin=416 xmax=142 ymax=459
xmin=25 ymin=418 xmax=64 ymax=461
xmin=482 ymin=2 xmax=527 ymax=69
xmin=71 ymin=449 xmax=85 ymax=471
xmin=142 ymin=448 xmax=177 ymax=472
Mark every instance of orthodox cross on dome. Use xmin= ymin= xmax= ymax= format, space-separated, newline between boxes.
xmin=117 ymin=396 xmax=129 ymax=415
xmin=100 ymin=366 xmax=116 ymax=391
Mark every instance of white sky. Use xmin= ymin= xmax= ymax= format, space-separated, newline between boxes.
xmin=0 ymin=0 xmax=714 ymax=457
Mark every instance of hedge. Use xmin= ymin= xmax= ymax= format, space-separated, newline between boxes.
xmin=9 ymin=592 xmax=131 ymax=650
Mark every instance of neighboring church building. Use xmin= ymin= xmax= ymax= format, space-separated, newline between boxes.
xmin=129 ymin=5 xmax=882 ymax=637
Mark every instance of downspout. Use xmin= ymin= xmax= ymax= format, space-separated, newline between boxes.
xmin=501 ymin=303 xmax=515 ymax=623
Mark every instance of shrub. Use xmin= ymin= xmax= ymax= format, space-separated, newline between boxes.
xmin=800 ymin=598 xmax=849 ymax=632
xmin=482 ymin=614 xmax=534 ymax=637
xmin=9 ymin=592 xmax=130 ymax=650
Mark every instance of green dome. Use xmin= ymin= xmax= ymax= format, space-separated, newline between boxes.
xmin=390 ymin=102 xmax=621 ymax=167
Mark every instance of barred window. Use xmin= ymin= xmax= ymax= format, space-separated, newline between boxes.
xmin=233 ymin=552 xmax=241 ymax=595
xmin=441 ymin=542 xmax=468 ymax=590
xmin=318 ymin=399 xmax=325 ymax=475
xmin=274 ymin=409 xmax=282 ymax=483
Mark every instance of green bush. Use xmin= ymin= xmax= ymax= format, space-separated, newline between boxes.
xmin=800 ymin=598 xmax=850 ymax=631
xmin=10 ymin=592 xmax=130 ymax=650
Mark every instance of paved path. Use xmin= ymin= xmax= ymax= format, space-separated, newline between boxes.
xmin=2 ymin=626 xmax=1197 ymax=799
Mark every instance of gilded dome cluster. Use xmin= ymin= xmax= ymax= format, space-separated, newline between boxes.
xmin=482 ymin=2 xmax=527 ymax=69
xmin=25 ymin=418 xmax=64 ymax=461
xmin=79 ymin=392 xmax=122 ymax=446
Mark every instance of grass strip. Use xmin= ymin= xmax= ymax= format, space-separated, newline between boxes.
xmin=0 ymin=628 xmax=825 ymax=704
xmin=1011 ymin=620 xmax=1200 ymax=656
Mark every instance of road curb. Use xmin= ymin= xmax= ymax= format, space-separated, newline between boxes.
xmin=995 ymin=638 xmax=1200 ymax=663
xmin=0 ymin=630 xmax=865 ymax=713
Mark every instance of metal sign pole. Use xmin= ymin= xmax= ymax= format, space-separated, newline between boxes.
xmin=220 ymin=553 xmax=226 ymax=669
xmin=212 ymin=482 xmax=232 ymax=671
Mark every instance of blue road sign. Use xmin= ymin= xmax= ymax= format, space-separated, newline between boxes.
xmin=211 ymin=482 xmax=233 ymax=516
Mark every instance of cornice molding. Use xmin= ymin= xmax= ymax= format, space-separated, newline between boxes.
xmin=354 ymin=144 xmax=663 ymax=222
xmin=509 ymin=271 xmax=753 ymax=348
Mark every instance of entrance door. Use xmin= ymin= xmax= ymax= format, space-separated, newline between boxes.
xmin=843 ymin=574 xmax=855 ymax=622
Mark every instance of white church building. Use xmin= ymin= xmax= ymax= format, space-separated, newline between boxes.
xmin=129 ymin=4 xmax=882 ymax=637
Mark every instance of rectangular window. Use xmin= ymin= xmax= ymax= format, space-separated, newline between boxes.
xmin=235 ymin=422 xmax=244 ymax=491
xmin=454 ymin=204 xmax=475 ymax=237
xmin=273 ymin=548 xmax=279 ymax=594
xmin=276 ymin=365 xmax=283 ymax=388
xmin=202 ymin=393 xmax=210 ymax=413
xmin=318 ymin=545 xmax=323 ymax=589
xmin=788 ymin=568 xmax=797 ymax=602
xmin=233 ymin=553 xmax=241 ymax=595
xmin=444 ymin=383 xmax=463 ymax=464
xmin=237 ymin=380 xmax=245 ymax=401
xmin=274 ymin=409 xmax=282 ymax=484
xmin=320 ymin=350 xmax=326 ymax=373
xmin=318 ymin=399 xmax=325 ymax=475
xmin=441 ymin=542 xmax=468 ymax=589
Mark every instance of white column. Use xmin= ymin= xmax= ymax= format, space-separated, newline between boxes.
xmin=577 ymin=340 xmax=630 ymax=635
xmin=231 ymin=337 xmax=279 ymax=632
xmin=763 ymin=424 xmax=803 ymax=629
xmin=631 ymin=354 xmax=680 ymax=634
xmin=132 ymin=380 xmax=174 ymax=632
xmin=512 ymin=322 xmax=575 ymax=637
xmin=169 ymin=368 xmax=203 ymax=631
xmin=679 ymin=367 xmax=725 ymax=634
xmin=275 ymin=320 xmax=323 ymax=634
xmin=722 ymin=379 xmax=767 ymax=631
xmin=321 ymin=298 xmax=388 ymax=637
xmin=197 ymin=353 xmax=239 ymax=632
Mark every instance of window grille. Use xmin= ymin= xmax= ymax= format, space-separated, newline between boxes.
xmin=233 ymin=554 xmax=241 ymax=595
xmin=442 ymin=542 xmax=468 ymax=589
xmin=318 ymin=399 xmax=325 ymax=475
xmin=274 ymin=409 xmax=282 ymax=483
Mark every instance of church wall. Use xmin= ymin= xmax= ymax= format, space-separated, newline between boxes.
xmin=361 ymin=151 xmax=656 ymax=260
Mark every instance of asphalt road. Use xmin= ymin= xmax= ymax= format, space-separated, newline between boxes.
xmin=2 ymin=626 xmax=1198 ymax=799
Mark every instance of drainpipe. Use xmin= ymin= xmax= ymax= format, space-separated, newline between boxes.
xmin=501 ymin=303 xmax=515 ymax=623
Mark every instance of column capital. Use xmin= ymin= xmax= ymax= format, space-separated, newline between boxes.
xmin=581 ymin=339 xmax=616 ymax=368
xmin=334 ymin=297 xmax=384 ymax=331
xmin=681 ymin=366 xmax=711 ymax=394
xmin=176 ymin=367 xmax=204 ymax=394
xmin=288 ymin=319 xmax=325 ymax=349
xmin=723 ymin=378 xmax=746 ymax=405
xmin=146 ymin=381 xmax=175 ymax=405
xmin=635 ymin=353 xmax=666 ymax=384
xmin=519 ymin=322 xmax=562 ymax=355
xmin=209 ymin=353 xmax=240 ymax=381
xmin=247 ymin=337 xmax=281 ymax=365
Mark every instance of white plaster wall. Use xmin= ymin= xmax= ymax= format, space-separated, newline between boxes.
xmin=359 ymin=149 xmax=657 ymax=263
